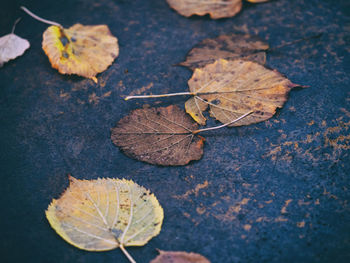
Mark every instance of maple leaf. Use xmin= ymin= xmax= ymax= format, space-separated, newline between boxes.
xmin=178 ymin=34 xmax=269 ymax=70
xmin=0 ymin=18 xmax=30 ymax=67
xmin=166 ymin=0 xmax=242 ymax=19
xmin=150 ymin=250 xmax=211 ymax=263
xmin=21 ymin=7 xmax=119 ymax=82
xmin=46 ymin=176 xmax=163 ymax=263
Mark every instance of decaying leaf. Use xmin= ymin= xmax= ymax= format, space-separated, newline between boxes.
xmin=46 ymin=176 xmax=163 ymax=262
xmin=42 ymin=24 xmax=119 ymax=81
xmin=111 ymin=105 xmax=205 ymax=166
xmin=185 ymin=59 xmax=298 ymax=126
xmin=151 ymin=250 xmax=211 ymax=263
xmin=179 ymin=34 xmax=269 ymax=70
xmin=21 ymin=7 xmax=119 ymax=82
xmin=246 ymin=0 xmax=270 ymax=3
xmin=166 ymin=0 xmax=242 ymax=19
xmin=0 ymin=19 xmax=30 ymax=67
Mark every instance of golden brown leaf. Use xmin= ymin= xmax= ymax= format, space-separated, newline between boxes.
xmin=111 ymin=105 xmax=205 ymax=166
xmin=179 ymin=34 xmax=269 ymax=70
xmin=151 ymin=250 xmax=211 ymax=263
xmin=42 ymin=24 xmax=119 ymax=81
xmin=246 ymin=0 xmax=270 ymax=3
xmin=185 ymin=59 xmax=298 ymax=126
xmin=166 ymin=0 xmax=242 ymax=19
xmin=46 ymin=176 xmax=163 ymax=261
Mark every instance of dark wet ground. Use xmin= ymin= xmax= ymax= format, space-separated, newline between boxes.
xmin=1 ymin=0 xmax=349 ymax=262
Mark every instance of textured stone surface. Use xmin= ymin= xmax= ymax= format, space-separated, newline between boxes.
xmin=0 ymin=0 xmax=349 ymax=262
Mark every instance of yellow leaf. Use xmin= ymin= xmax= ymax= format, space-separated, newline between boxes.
xmin=166 ymin=0 xmax=242 ymax=19
xmin=185 ymin=59 xmax=297 ymax=126
xmin=46 ymin=176 xmax=163 ymax=261
xmin=42 ymin=24 xmax=119 ymax=81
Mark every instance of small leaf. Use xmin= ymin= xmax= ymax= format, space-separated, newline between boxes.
xmin=111 ymin=105 xmax=205 ymax=166
xmin=46 ymin=176 xmax=163 ymax=262
xmin=179 ymin=34 xmax=269 ymax=70
xmin=166 ymin=0 xmax=242 ymax=19
xmin=21 ymin=7 xmax=119 ymax=82
xmin=150 ymin=250 xmax=211 ymax=263
xmin=246 ymin=0 xmax=270 ymax=3
xmin=0 ymin=19 xmax=30 ymax=67
xmin=42 ymin=24 xmax=119 ymax=81
xmin=185 ymin=59 xmax=298 ymax=126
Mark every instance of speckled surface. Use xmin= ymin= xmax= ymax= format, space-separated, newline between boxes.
xmin=1 ymin=0 xmax=349 ymax=262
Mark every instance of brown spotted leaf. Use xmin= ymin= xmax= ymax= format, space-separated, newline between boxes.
xmin=111 ymin=105 xmax=205 ymax=166
xmin=179 ymin=34 xmax=269 ymax=70
xmin=42 ymin=24 xmax=119 ymax=82
xmin=185 ymin=59 xmax=298 ymax=126
xmin=151 ymin=250 xmax=211 ymax=263
xmin=166 ymin=0 xmax=242 ymax=19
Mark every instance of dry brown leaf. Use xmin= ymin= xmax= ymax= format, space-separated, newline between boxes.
xmin=111 ymin=105 xmax=205 ymax=166
xmin=166 ymin=0 xmax=242 ymax=19
xmin=185 ymin=59 xmax=298 ymax=126
xmin=46 ymin=176 xmax=163 ymax=262
xmin=246 ymin=0 xmax=270 ymax=3
xmin=179 ymin=34 xmax=269 ymax=70
xmin=151 ymin=250 xmax=211 ymax=263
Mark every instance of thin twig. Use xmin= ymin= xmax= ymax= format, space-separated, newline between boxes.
xmin=20 ymin=6 xmax=62 ymax=27
xmin=11 ymin=18 xmax=21 ymax=34
xmin=192 ymin=111 xmax=253 ymax=134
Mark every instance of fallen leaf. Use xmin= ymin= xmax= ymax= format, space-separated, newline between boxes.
xmin=166 ymin=0 xmax=242 ymax=19
xmin=151 ymin=250 xmax=211 ymax=263
xmin=46 ymin=176 xmax=163 ymax=262
xmin=179 ymin=34 xmax=269 ymax=70
xmin=111 ymin=105 xmax=205 ymax=166
xmin=0 ymin=18 xmax=30 ymax=67
xmin=42 ymin=24 xmax=119 ymax=81
xmin=246 ymin=0 xmax=270 ymax=3
xmin=21 ymin=7 xmax=119 ymax=82
xmin=185 ymin=59 xmax=298 ymax=126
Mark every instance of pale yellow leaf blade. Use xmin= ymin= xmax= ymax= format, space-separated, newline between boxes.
xmin=46 ymin=176 xmax=163 ymax=252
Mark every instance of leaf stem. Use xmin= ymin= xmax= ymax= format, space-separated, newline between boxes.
xmin=192 ymin=111 xmax=253 ymax=134
xmin=125 ymin=92 xmax=193 ymax=101
xmin=20 ymin=6 xmax=62 ymax=27
xmin=11 ymin=18 xmax=21 ymax=34
xmin=120 ymin=245 xmax=136 ymax=263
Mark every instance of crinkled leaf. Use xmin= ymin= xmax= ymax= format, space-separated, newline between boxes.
xmin=42 ymin=24 xmax=118 ymax=81
xmin=166 ymin=0 xmax=242 ymax=19
xmin=151 ymin=250 xmax=211 ymax=263
xmin=179 ymin=34 xmax=269 ymax=70
xmin=46 ymin=176 xmax=163 ymax=252
xmin=185 ymin=59 xmax=298 ymax=126
xmin=0 ymin=33 xmax=29 ymax=67
xmin=111 ymin=105 xmax=205 ymax=166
